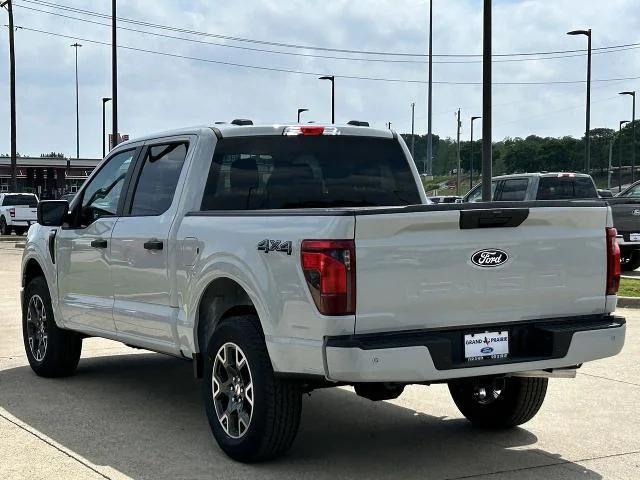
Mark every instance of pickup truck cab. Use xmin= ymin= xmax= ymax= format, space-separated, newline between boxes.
xmin=22 ymin=124 xmax=626 ymax=462
xmin=0 ymin=192 xmax=38 ymax=235
xmin=463 ymin=172 xmax=598 ymax=203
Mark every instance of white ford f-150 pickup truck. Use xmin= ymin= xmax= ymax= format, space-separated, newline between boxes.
xmin=22 ymin=123 xmax=625 ymax=462
xmin=0 ymin=192 xmax=38 ymax=235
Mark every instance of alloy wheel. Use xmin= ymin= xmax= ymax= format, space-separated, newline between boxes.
xmin=26 ymin=294 xmax=48 ymax=362
xmin=212 ymin=342 xmax=254 ymax=439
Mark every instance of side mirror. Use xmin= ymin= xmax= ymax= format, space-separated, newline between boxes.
xmin=37 ymin=200 xmax=69 ymax=227
xmin=598 ymin=189 xmax=614 ymax=198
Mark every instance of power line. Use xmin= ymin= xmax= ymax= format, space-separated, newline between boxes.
xmin=15 ymin=25 xmax=640 ymax=87
xmin=16 ymin=0 xmax=640 ymax=59
xmin=13 ymin=2 xmax=640 ymax=65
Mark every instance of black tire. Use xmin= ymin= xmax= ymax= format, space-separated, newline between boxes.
xmin=0 ymin=216 xmax=10 ymax=235
xmin=448 ymin=376 xmax=548 ymax=428
xmin=22 ymin=276 xmax=82 ymax=377
xmin=13 ymin=226 xmax=27 ymax=236
xmin=203 ymin=314 xmax=302 ymax=462
xmin=620 ymin=249 xmax=640 ymax=272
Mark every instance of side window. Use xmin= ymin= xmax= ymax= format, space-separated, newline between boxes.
xmin=497 ymin=179 xmax=528 ymax=201
xmin=80 ymin=150 xmax=136 ymax=225
xmin=466 ymin=181 xmax=496 ymax=202
xmin=622 ymin=184 xmax=640 ymax=198
xmin=129 ymin=143 xmax=188 ymax=216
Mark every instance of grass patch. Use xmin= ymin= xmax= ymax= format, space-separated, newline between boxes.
xmin=618 ymin=277 xmax=640 ymax=297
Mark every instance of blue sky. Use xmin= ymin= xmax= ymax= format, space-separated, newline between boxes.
xmin=1 ymin=0 xmax=639 ymax=158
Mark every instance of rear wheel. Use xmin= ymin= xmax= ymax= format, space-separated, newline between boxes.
xmin=22 ymin=276 xmax=82 ymax=377
xmin=448 ymin=376 xmax=548 ymax=428
xmin=0 ymin=216 xmax=10 ymax=235
xmin=203 ymin=315 xmax=302 ymax=462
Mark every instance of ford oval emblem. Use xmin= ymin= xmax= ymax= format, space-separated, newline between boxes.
xmin=480 ymin=346 xmax=494 ymax=354
xmin=471 ymin=249 xmax=509 ymax=268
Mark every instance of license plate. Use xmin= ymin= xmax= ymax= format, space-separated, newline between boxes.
xmin=630 ymin=233 xmax=640 ymax=241
xmin=464 ymin=331 xmax=509 ymax=362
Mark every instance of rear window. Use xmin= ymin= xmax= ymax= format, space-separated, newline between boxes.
xmin=200 ymin=136 xmax=421 ymax=210
xmin=536 ymin=176 xmax=597 ymax=200
xmin=2 ymin=194 xmax=38 ymax=207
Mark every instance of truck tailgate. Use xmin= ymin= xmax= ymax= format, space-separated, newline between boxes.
xmin=13 ymin=206 xmax=37 ymax=222
xmin=354 ymin=204 xmax=609 ymax=334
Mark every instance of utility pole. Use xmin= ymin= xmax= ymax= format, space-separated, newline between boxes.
xmin=470 ymin=116 xmax=481 ymax=190
xmin=318 ymin=75 xmax=335 ymax=123
xmin=426 ymin=0 xmax=433 ymax=176
xmin=297 ymin=108 xmax=308 ymax=123
xmin=411 ymin=102 xmax=416 ymax=160
xmin=71 ymin=43 xmax=82 ymax=165
xmin=456 ymin=108 xmax=461 ymax=196
xmin=608 ymin=139 xmax=613 ymax=190
xmin=111 ymin=0 xmax=118 ymax=148
xmin=567 ymin=28 xmax=592 ymax=173
xmin=481 ymin=0 xmax=492 ymax=201
xmin=2 ymin=0 xmax=17 ymax=191
xmin=620 ymin=91 xmax=636 ymax=182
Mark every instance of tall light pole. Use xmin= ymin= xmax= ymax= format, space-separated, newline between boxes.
xmin=481 ymin=0 xmax=492 ymax=201
xmin=470 ymin=116 xmax=481 ymax=190
xmin=411 ymin=102 xmax=416 ymax=160
xmin=318 ymin=75 xmax=335 ymax=123
xmin=102 ymin=97 xmax=111 ymax=157
xmin=70 ymin=43 xmax=82 ymax=165
xmin=112 ymin=0 xmax=118 ymax=148
xmin=567 ymin=28 xmax=592 ymax=173
xmin=620 ymin=91 xmax=636 ymax=183
xmin=1 ymin=0 xmax=17 ymax=191
xmin=456 ymin=108 xmax=461 ymax=196
xmin=619 ymin=120 xmax=630 ymax=191
xmin=426 ymin=0 xmax=433 ymax=176
xmin=297 ymin=108 xmax=308 ymax=123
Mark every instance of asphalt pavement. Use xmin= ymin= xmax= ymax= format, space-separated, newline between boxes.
xmin=0 ymin=242 xmax=638 ymax=480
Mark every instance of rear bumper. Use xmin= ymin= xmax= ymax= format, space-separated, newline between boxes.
xmin=324 ymin=315 xmax=626 ymax=382
xmin=10 ymin=220 xmax=34 ymax=227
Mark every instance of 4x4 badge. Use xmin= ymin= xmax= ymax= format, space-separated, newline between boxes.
xmin=257 ymin=239 xmax=292 ymax=255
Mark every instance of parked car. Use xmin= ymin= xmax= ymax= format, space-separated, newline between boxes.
xmin=609 ymin=180 xmax=640 ymax=270
xmin=0 ymin=192 xmax=38 ymax=235
xmin=462 ymin=172 xmax=598 ymax=202
xmin=24 ymin=124 xmax=625 ymax=462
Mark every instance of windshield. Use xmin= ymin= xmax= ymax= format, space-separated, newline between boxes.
xmin=536 ymin=176 xmax=597 ymax=200
xmin=201 ymin=136 xmax=421 ymax=210
xmin=2 ymin=194 xmax=38 ymax=207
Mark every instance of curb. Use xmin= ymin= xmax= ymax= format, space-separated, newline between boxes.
xmin=617 ymin=296 xmax=640 ymax=308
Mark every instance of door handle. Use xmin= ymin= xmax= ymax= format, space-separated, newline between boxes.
xmin=144 ymin=239 xmax=164 ymax=251
xmin=90 ymin=238 xmax=108 ymax=249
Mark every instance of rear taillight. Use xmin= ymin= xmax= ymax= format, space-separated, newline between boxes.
xmin=9 ymin=208 xmax=15 ymax=218
xmin=301 ymin=240 xmax=355 ymax=316
xmin=606 ymin=227 xmax=621 ymax=295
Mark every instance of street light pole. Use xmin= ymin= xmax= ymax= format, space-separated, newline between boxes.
xmin=318 ymin=75 xmax=335 ymax=123
xmin=470 ymin=116 xmax=481 ymax=190
xmin=456 ymin=108 xmax=461 ymax=196
xmin=567 ymin=28 xmax=592 ymax=173
xmin=111 ymin=0 xmax=118 ymax=149
xmin=297 ymin=108 xmax=308 ymax=123
xmin=619 ymin=120 xmax=630 ymax=191
xmin=481 ymin=0 xmax=492 ymax=201
xmin=411 ymin=102 xmax=416 ymax=160
xmin=620 ymin=91 xmax=636 ymax=182
xmin=102 ymin=97 xmax=111 ymax=157
xmin=426 ymin=0 xmax=433 ymax=176
xmin=1 ymin=0 xmax=17 ymax=191
xmin=71 ymin=43 xmax=82 ymax=165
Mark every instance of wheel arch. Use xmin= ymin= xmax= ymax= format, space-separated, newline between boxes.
xmin=23 ymin=258 xmax=46 ymax=289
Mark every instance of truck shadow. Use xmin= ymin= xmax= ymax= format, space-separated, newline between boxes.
xmin=0 ymin=353 xmax=601 ymax=480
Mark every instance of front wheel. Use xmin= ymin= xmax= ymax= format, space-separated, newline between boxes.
xmin=22 ymin=276 xmax=82 ymax=377
xmin=203 ymin=315 xmax=302 ymax=462
xmin=448 ymin=376 xmax=548 ymax=428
